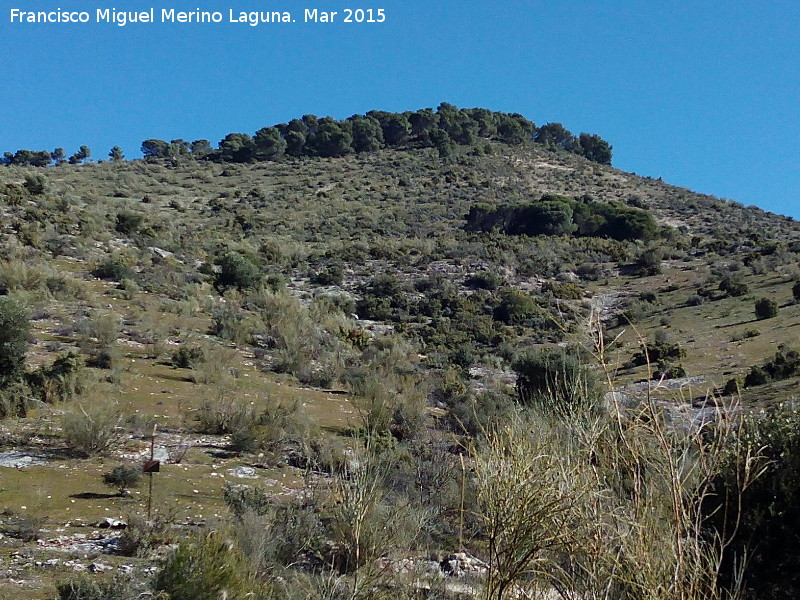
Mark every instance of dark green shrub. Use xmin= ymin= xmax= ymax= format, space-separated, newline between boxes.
xmin=92 ymin=257 xmax=132 ymax=281
xmin=744 ymin=365 xmax=770 ymax=387
xmin=103 ymin=464 xmax=141 ymax=495
xmin=0 ymin=297 xmax=29 ymax=388
xmin=118 ymin=514 xmax=175 ymax=558
xmin=171 ymin=344 xmax=205 ymax=369
xmin=154 ymin=532 xmax=254 ymax=600
xmin=26 ymin=352 xmax=84 ymax=403
xmin=616 ymin=299 xmax=651 ymax=326
xmin=0 ymin=381 xmax=34 ymax=419
xmin=466 ymin=196 xmax=658 ymax=242
xmin=719 ymin=275 xmax=749 ymax=297
xmin=653 ymin=361 xmax=686 ymax=380
xmin=215 ymin=251 xmax=261 ymax=291
xmin=493 ymin=288 xmax=537 ymax=325
xmin=686 ymin=293 xmax=705 ymax=307
xmin=703 ymin=403 xmax=800 ymax=599
xmin=723 ymin=377 xmax=742 ymax=395
xmin=639 ymin=291 xmax=658 ymax=303
xmin=743 ymin=347 xmax=800 ymax=388
xmin=444 ymin=389 xmax=516 ymax=438
xmin=23 ymin=174 xmax=47 ymax=195
xmin=311 ymin=263 xmax=344 ymax=286
xmin=754 ymin=297 xmax=778 ymax=320
xmin=356 ymin=273 xmax=409 ymax=321
xmin=512 ymin=348 xmax=598 ymax=416
xmin=543 ymin=281 xmax=583 ymax=300
xmin=628 ymin=337 xmax=686 ymax=368
xmin=633 ymin=246 xmax=663 ymax=276
xmin=86 ymin=348 xmax=115 ymax=370
xmin=114 ymin=212 xmax=143 ymax=235
xmin=223 ymin=482 xmax=274 ymax=517
xmin=792 ymin=281 xmax=800 ymax=303
xmin=465 ymin=270 xmax=506 ymax=291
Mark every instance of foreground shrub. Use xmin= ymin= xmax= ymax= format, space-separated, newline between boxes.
xmin=154 ymin=532 xmax=255 ymax=600
xmin=118 ymin=514 xmax=176 ymax=558
xmin=703 ymin=402 xmax=800 ymax=599
xmin=224 ymin=485 xmax=325 ymax=571
xmin=56 ymin=573 xmax=136 ymax=600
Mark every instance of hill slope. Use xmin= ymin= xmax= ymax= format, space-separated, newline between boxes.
xmin=1 ymin=141 xmax=800 ymax=597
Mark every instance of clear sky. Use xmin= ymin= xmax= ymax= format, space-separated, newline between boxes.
xmin=1 ymin=1 xmax=798 ymax=217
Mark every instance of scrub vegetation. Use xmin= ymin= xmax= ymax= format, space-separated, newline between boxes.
xmin=1 ymin=105 xmax=800 ymax=599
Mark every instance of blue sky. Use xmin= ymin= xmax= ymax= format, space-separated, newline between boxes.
xmin=1 ymin=1 xmax=798 ymax=217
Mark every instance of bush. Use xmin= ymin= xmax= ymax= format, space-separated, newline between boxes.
xmin=744 ymin=346 xmax=800 ymax=388
xmin=118 ymin=515 xmax=174 ymax=558
xmin=744 ymin=365 xmax=770 ymax=387
xmin=215 ymin=251 xmax=261 ymax=291
xmin=103 ymin=464 xmax=141 ymax=495
xmin=493 ymin=288 xmax=537 ymax=325
xmin=0 ymin=380 xmax=34 ymax=419
xmin=355 ymin=273 xmax=409 ymax=321
xmin=633 ymin=246 xmax=663 ymax=276
xmin=703 ymin=403 xmax=800 ymax=599
xmin=114 ymin=212 xmax=143 ymax=235
xmin=719 ymin=275 xmax=749 ymax=297
xmin=628 ymin=338 xmax=686 ymax=368
xmin=228 ymin=397 xmax=313 ymax=454
xmin=722 ymin=377 xmax=742 ymax=395
xmin=171 ymin=343 xmax=205 ymax=369
xmin=0 ymin=296 xmax=29 ymax=388
xmin=465 ymin=270 xmax=506 ymax=291
xmin=56 ymin=573 xmax=135 ymax=600
xmin=26 ymin=352 xmax=85 ymax=404
xmin=512 ymin=348 xmax=598 ymax=416
xmin=195 ymin=393 xmax=257 ymax=436
xmin=543 ymin=281 xmax=583 ymax=300
xmin=22 ymin=174 xmax=47 ymax=195
xmin=224 ymin=485 xmax=325 ymax=570
xmin=154 ymin=532 xmax=254 ymax=600
xmin=311 ymin=263 xmax=344 ymax=286
xmin=754 ymin=297 xmax=778 ymax=320
xmin=792 ymin=281 xmax=800 ymax=303
xmin=654 ymin=360 xmax=686 ymax=380
xmin=1 ymin=510 xmax=45 ymax=541
xmin=62 ymin=402 xmax=124 ymax=457
xmin=92 ymin=257 xmax=132 ymax=281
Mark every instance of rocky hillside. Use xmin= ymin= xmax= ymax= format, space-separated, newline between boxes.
xmin=1 ymin=139 xmax=800 ymax=599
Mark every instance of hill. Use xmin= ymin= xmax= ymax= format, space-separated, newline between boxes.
xmin=1 ymin=127 xmax=800 ymax=599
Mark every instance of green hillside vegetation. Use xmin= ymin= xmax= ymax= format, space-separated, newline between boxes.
xmin=1 ymin=107 xmax=800 ymax=599
xmin=4 ymin=103 xmax=612 ymax=167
